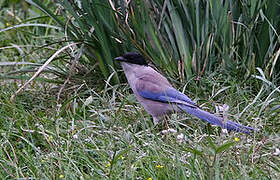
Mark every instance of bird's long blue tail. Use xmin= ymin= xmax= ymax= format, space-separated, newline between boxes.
xmin=178 ymin=105 xmax=255 ymax=134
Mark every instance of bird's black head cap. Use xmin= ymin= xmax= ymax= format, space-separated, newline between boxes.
xmin=115 ymin=52 xmax=148 ymax=66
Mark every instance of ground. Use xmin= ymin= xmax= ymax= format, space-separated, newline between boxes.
xmin=0 ymin=73 xmax=279 ymax=179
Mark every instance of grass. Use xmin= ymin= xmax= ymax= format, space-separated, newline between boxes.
xmin=0 ymin=73 xmax=279 ymax=179
xmin=0 ymin=1 xmax=279 ymax=179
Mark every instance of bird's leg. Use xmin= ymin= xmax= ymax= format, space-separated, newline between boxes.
xmin=153 ymin=117 xmax=160 ymax=125
xmin=153 ymin=116 xmax=169 ymax=129
xmin=220 ymin=104 xmax=229 ymax=135
xmin=163 ymin=116 xmax=169 ymax=129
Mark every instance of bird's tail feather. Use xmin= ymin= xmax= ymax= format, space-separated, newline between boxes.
xmin=178 ymin=105 xmax=255 ymax=134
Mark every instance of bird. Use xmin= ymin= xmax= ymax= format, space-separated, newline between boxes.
xmin=115 ymin=52 xmax=255 ymax=134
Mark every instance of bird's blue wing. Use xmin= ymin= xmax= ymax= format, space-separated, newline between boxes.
xmin=135 ymin=78 xmax=197 ymax=107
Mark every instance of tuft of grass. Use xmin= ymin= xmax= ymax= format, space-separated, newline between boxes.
xmin=2 ymin=0 xmax=279 ymax=91
xmin=121 ymin=0 xmax=280 ymax=81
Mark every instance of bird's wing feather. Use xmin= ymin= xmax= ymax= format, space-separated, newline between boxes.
xmin=135 ymin=75 xmax=198 ymax=108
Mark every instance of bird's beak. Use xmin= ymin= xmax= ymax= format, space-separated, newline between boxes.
xmin=114 ymin=56 xmax=126 ymax=62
